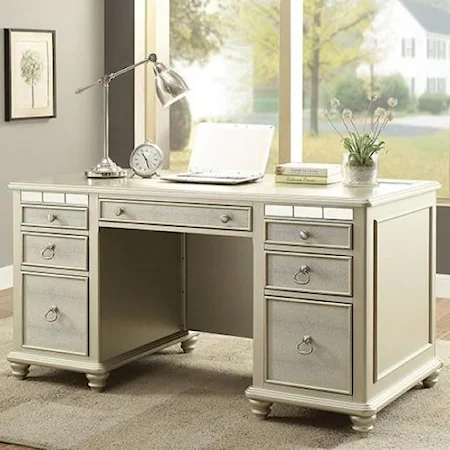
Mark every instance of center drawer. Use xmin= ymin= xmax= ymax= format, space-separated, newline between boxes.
xmin=22 ymin=272 xmax=88 ymax=356
xmin=266 ymin=251 xmax=352 ymax=296
xmin=100 ymin=200 xmax=252 ymax=231
xmin=22 ymin=233 xmax=88 ymax=271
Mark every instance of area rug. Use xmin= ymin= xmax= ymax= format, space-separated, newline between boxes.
xmin=1 ymin=315 xmax=450 ymax=450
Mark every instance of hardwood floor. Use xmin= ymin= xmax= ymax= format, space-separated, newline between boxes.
xmin=0 ymin=288 xmax=450 ymax=450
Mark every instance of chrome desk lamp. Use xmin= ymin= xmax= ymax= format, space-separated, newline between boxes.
xmin=75 ymin=53 xmax=189 ymax=178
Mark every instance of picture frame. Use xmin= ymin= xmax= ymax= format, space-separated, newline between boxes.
xmin=4 ymin=28 xmax=56 ymax=121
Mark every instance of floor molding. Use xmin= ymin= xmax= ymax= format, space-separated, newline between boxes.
xmin=437 ymin=274 xmax=450 ymax=299
xmin=0 ymin=265 xmax=13 ymax=291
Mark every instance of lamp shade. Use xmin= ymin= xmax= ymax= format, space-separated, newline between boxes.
xmin=153 ymin=62 xmax=189 ymax=108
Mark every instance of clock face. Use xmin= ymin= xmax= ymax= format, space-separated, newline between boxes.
xmin=129 ymin=141 xmax=164 ymax=178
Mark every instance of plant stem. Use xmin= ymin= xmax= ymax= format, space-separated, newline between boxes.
xmin=325 ymin=114 xmax=344 ymax=139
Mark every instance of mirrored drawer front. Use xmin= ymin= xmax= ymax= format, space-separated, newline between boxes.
xmin=23 ymin=272 xmax=88 ymax=356
xmin=266 ymin=297 xmax=352 ymax=395
xmin=266 ymin=252 xmax=352 ymax=296
xmin=100 ymin=200 xmax=252 ymax=231
xmin=266 ymin=221 xmax=352 ymax=249
xmin=22 ymin=233 xmax=88 ymax=271
xmin=22 ymin=205 xmax=88 ymax=230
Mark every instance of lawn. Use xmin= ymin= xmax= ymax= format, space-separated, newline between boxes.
xmin=170 ymin=129 xmax=450 ymax=198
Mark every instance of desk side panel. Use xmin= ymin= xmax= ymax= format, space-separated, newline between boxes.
xmin=99 ymin=228 xmax=183 ymax=361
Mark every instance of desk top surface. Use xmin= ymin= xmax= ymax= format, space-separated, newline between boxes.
xmin=9 ymin=172 xmax=439 ymax=207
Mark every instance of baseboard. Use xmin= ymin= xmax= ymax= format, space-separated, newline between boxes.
xmin=0 ymin=265 xmax=13 ymax=291
xmin=436 ymin=274 xmax=450 ymax=299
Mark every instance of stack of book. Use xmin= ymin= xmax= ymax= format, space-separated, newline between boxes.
xmin=275 ymin=162 xmax=342 ymax=185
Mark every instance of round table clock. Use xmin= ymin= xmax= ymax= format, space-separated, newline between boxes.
xmin=129 ymin=140 xmax=164 ymax=178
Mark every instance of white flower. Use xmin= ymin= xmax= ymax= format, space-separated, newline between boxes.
xmin=387 ymin=97 xmax=398 ymax=108
xmin=330 ymin=98 xmax=340 ymax=109
xmin=367 ymin=92 xmax=378 ymax=102
xmin=374 ymin=107 xmax=387 ymax=119
xmin=341 ymin=109 xmax=353 ymax=120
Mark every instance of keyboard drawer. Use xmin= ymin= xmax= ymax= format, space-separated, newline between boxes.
xmin=100 ymin=200 xmax=252 ymax=231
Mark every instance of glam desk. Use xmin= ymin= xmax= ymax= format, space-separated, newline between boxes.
xmin=7 ymin=174 xmax=443 ymax=435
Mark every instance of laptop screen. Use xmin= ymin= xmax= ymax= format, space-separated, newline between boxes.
xmin=188 ymin=123 xmax=275 ymax=174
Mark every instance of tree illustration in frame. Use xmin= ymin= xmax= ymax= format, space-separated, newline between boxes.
xmin=20 ymin=49 xmax=44 ymax=109
xmin=4 ymin=29 xmax=56 ymax=120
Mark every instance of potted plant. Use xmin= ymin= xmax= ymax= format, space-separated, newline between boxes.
xmin=324 ymin=94 xmax=398 ymax=186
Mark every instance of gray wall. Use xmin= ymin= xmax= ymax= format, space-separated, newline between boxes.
xmin=105 ymin=0 xmax=135 ymax=169
xmin=0 ymin=0 xmax=104 ymax=268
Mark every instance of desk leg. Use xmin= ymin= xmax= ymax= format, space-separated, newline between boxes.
xmin=86 ymin=372 xmax=110 ymax=392
xmin=181 ymin=332 xmax=200 ymax=353
xmin=248 ymin=399 xmax=272 ymax=420
xmin=10 ymin=362 xmax=30 ymax=380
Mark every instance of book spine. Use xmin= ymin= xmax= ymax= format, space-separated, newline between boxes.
xmin=275 ymin=167 xmax=336 ymax=177
xmin=275 ymin=174 xmax=337 ymax=184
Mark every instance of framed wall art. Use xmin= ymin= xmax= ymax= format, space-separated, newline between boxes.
xmin=4 ymin=29 xmax=56 ymax=121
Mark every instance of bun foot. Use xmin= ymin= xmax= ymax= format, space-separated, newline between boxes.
xmin=423 ymin=367 xmax=441 ymax=388
xmin=181 ymin=333 xmax=199 ymax=354
xmin=249 ymin=398 xmax=272 ymax=420
xmin=86 ymin=372 xmax=109 ymax=392
xmin=10 ymin=362 xmax=30 ymax=380
xmin=349 ymin=414 xmax=376 ymax=436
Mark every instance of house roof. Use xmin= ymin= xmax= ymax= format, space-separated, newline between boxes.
xmin=400 ymin=0 xmax=450 ymax=36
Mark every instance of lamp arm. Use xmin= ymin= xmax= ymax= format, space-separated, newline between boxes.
xmin=75 ymin=53 xmax=157 ymax=95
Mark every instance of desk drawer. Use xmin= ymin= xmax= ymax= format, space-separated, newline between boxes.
xmin=266 ymin=297 xmax=352 ymax=395
xmin=22 ymin=205 xmax=88 ymax=230
xmin=100 ymin=200 xmax=252 ymax=231
xmin=266 ymin=221 xmax=352 ymax=250
xmin=266 ymin=252 xmax=352 ymax=296
xmin=23 ymin=272 xmax=88 ymax=356
xmin=22 ymin=233 xmax=88 ymax=271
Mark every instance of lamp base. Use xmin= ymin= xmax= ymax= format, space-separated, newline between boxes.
xmin=85 ymin=157 xmax=127 ymax=178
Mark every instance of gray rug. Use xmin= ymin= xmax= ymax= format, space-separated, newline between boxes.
xmin=1 ymin=315 xmax=450 ymax=450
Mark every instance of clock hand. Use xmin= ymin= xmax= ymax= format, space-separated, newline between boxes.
xmin=143 ymin=154 xmax=150 ymax=169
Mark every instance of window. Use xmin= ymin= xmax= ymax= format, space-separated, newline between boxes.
xmin=402 ymin=38 xmax=415 ymax=57
xmin=146 ymin=0 xmax=281 ymax=173
xmin=427 ymin=38 xmax=437 ymax=59
xmin=437 ymin=78 xmax=447 ymax=94
xmin=427 ymin=78 xmax=437 ymax=94
xmin=143 ymin=0 xmax=450 ymax=198
xmin=302 ymin=1 xmax=450 ymax=198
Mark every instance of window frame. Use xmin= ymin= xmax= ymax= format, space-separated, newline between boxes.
xmin=136 ymin=0 xmax=301 ymax=167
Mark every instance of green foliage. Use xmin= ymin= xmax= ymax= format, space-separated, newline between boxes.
xmin=170 ymin=98 xmax=192 ymax=151
xmin=375 ymin=74 xmax=410 ymax=111
xmin=232 ymin=0 xmax=280 ymax=86
xmin=418 ymin=93 xmax=450 ymax=115
xmin=170 ymin=0 xmax=229 ymax=66
xmin=343 ymin=133 xmax=384 ymax=166
xmin=331 ymin=73 xmax=367 ymax=112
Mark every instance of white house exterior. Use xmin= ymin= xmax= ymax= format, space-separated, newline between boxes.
xmin=357 ymin=0 xmax=450 ymax=97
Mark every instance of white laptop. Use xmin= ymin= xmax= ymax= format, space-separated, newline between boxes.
xmin=160 ymin=122 xmax=275 ymax=185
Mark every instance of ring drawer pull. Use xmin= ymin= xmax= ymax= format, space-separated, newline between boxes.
xmin=47 ymin=213 xmax=57 ymax=223
xmin=220 ymin=214 xmax=231 ymax=224
xmin=41 ymin=244 xmax=56 ymax=260
xmin=293 ymin=264 xmax=311 ymax=285
xmin=296 ymin=335 xmax=314 ymax=355
xmin=299 ymin=229 xmax=310 ymax=240
xmin=44 ymin=306 xmax=59 ymax=322
xmin=114 ymin=207 xmax=124 ymax=217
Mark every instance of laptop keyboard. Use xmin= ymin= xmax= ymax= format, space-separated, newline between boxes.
xmin=176 ymin=172 xmax=251 ymax=180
